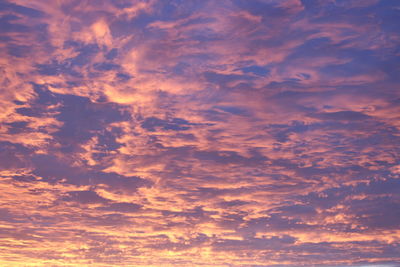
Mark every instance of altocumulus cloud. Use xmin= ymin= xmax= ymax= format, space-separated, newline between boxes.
xmin=0 ymin=0 xmax=399 ymax=266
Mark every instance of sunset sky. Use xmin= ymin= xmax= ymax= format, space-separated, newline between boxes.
xmin=1 ymin=0 xmax=400 ymax=266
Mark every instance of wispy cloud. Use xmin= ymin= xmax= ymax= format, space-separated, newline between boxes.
xmin=1 ymin=0 xmax=399 ymax=266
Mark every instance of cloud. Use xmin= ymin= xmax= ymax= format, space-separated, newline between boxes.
xmin=0 ymin=0 xmax=399 ymax=266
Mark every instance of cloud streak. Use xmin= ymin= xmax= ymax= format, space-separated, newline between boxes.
xmin=0 ymin=0 xmax=399 ymax=266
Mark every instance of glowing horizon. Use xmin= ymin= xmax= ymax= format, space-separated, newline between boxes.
xmin=0 ymin=0 xmax=399 ymax=266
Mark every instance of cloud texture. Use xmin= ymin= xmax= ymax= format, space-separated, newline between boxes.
xmin=0 ymin=0 xmax=399 ymax=266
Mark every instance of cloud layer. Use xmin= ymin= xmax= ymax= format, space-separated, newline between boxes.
xmin=1 ymin=0 xmax=399 ymax=266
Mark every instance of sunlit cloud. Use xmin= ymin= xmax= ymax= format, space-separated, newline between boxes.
xmin=0 ymin=0 xmax=399 ymax=266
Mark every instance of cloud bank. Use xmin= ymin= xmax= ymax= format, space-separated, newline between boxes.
xmin=0 ymin=0 xmax=399 ymax=266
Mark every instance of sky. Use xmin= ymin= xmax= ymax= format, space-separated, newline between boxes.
xmin=0 ymin=0 xmax=400 ymax=266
